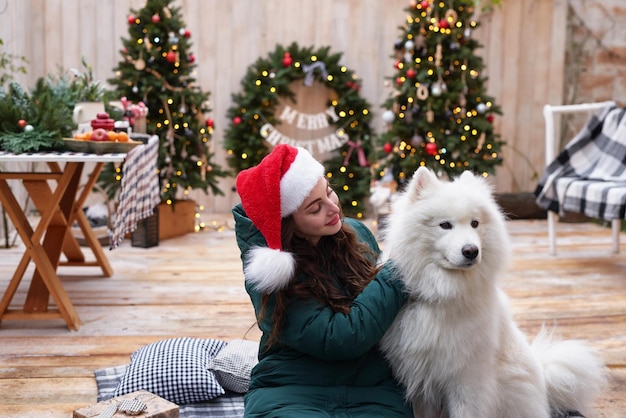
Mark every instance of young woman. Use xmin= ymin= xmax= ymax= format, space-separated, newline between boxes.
xmin=232 ymin=144 xmax=413 ymax=417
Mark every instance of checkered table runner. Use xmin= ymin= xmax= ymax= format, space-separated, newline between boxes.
xmin=110 ymin=135 xmax=160 ymax=249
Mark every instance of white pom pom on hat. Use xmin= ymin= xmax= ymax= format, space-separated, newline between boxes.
xmin=235 ymin=144 xmax=324 ymax=292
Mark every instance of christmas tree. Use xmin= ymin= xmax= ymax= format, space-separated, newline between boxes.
xmin=376 ymin=0 xmax=503 ymax=187
xmin=105 ymin=0 xmax=226 ymax=204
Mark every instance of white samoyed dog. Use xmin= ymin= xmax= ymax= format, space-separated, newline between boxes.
xmin=380 ymin=167 xmax=605 ymax=418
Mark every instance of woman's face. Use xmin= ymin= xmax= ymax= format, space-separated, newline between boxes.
xmin=292 ymin=177 xmax=341 ymax=245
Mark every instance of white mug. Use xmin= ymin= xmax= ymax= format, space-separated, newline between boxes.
xmin=73 ymin=101 xmax=105 ymax=124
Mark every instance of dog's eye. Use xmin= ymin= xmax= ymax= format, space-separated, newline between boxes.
xmin=439 ymin=221 xmax=452 ymax=230
xmin=471 ymin=219 xmax=479 ymax=228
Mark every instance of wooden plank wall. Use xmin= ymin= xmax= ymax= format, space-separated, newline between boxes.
xmin=1 ymin=0 xmax=625 ymax=213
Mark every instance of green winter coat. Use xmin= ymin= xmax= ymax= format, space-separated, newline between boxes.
xmin=232 ymin=204 xmax=412 ymax=418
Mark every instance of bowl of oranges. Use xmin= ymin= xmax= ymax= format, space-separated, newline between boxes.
xmin=64 ymin=129 xmax=142 ymax=154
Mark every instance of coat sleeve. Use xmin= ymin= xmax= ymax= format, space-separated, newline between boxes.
xmin=275 ymin=261 xmax=407 ymax=361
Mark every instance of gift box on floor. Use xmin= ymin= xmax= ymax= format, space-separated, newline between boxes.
xmin=73 ymin=390 xmax=179 ymax=418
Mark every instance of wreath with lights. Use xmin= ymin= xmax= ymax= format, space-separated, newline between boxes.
xmin=223 ymin=43 xmax=375 ymax=218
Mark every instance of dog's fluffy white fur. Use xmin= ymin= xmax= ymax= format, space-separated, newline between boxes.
xmin=380 ymin=167 xmax=605 ymax=418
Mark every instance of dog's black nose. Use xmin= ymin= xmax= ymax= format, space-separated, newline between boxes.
xmin=462 ymin=244 xmax=479 ymax=260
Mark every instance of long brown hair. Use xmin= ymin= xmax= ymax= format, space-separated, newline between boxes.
xmin=259 ymin=216 xmax=379 ymax=348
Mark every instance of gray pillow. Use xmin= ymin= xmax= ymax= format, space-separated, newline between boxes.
xmin=209 ymin=339 xmax=259 ymax=393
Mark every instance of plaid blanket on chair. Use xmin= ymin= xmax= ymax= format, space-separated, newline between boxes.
xmin=535 ymin=105 xmax=626 ymax=221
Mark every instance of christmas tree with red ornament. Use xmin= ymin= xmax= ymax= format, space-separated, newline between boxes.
xmin=376 ymin=0 xmax=503 ymax=187
xmin=106 ymin=0 xmax=226 ymax=204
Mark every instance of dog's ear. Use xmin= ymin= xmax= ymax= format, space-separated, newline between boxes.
xmin=459 ymin=170 xmax=475 ymax=181
xmin=407 ymin=167 xmax=438 ymax=200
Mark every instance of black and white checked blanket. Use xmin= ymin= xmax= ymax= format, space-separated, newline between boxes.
xmin=535 ymin=105 xmax=626 ymax=221
xmin=95 ymin=364 xmax=245 ymax=418
xmin=110 ymin=135 xmax=161 ymax=249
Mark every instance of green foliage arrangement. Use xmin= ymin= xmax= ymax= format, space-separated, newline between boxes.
xmin=0 ymin=79 xmax=75 ymax=153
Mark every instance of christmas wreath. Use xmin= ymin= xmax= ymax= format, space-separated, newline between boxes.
xmin=223 ymin=43 xmax=375 ymax=218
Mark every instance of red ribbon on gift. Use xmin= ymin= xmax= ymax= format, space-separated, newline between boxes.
xmin=343 ymin=140 xmax=369 ymax=167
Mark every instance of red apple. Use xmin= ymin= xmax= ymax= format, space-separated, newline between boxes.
xmin=91 ymin=128 xmax=109 ymax=142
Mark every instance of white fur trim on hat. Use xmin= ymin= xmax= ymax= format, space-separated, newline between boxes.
xmin=244 ymin=246 xmax=296 ymax=292
xmin=280 ymin=148 xmax=325 ymax=217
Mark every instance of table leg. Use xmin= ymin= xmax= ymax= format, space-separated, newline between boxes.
xmin=50 ymin=161 xmax=113 ymax=276
xmin=0 ymin=166 xmax=82 ymax=330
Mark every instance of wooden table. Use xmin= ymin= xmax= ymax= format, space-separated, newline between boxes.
xmin=0 ymin=152 xmax=127 ymax=330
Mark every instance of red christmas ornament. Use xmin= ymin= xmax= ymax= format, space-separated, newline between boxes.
xmin=425 ymin=142 xmax=438 ymax=156
xmin=282 ymin=52 xmax=293 ymax=68
xmin=487 ymin=114 xmax=495 ymax=123
xmin=18 ymin=119 xmax=27 ymax=129
xmin=233 ymin=116 xmax=242 ymax=125
xmin=187 ymin=54 xmax=196 ymax=63
xmin=394 ymin=60 xmax=401 ymax=70
xmin=439 ymin=19 xmax=449 ymax=29
xmin=406 ymin=68 xmax=416 ymax=79
xmin=127 ymin=15 xmax=136 ymax=24
xmin=151 ymin=14 xmax=160 ymax=23
xmin=206 ymin=118 xmax=215 ymax=128
xmin=420 ymin=0 xmax=430 ymax=9
xmin=183 ymin=29 xmax=191 ymax=38
xmin=166 ymin=51 xmax=177 ymax=63
xmin=383 ymin=143 xmax=393 ymax=154
xmin=396 ymin=77 xmax=404 ymax=86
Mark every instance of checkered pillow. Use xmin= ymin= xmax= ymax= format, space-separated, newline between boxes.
xmin=114 ymin=337 xmax=227 ymax=405
xmin=209 ymin=339 xmax=259 ymax=393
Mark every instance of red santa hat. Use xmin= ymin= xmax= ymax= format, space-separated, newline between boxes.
xmin=235 ymin=144 xmax=325 ymax=293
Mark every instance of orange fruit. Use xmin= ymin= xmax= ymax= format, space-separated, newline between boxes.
xmin=84 ymin=131 xmax=92 ymax=140
xmin=116 ymin=131 xmax=129 ymax=142
xmin=74 ymin=133 xmax=86 ymax=140
xmin=107 ymin=131 xmax=118 ymax=141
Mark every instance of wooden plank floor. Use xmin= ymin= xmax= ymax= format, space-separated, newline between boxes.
xmin=0 ymin=215 xmax=624 ymax=417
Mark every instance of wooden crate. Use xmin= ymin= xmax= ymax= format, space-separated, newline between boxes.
xmin=73 ymin=390 xmax=179 ymax=418
xmin=158 ymin=200 xmax=196 ymax=240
